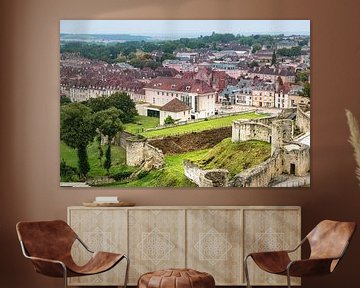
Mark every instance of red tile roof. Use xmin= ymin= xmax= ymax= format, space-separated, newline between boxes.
xmin=146 ymin=77 xmax=215 ymax=94
xmin=160 ymin=98 xmax=191 ymax=112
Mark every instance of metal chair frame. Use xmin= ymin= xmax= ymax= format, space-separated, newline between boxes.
xmin=244 ymin=237 xmax=349 ymax=288
xmin=19 ymin=234 xmax=129 ymax=288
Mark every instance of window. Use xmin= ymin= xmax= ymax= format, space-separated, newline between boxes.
xmin=153 ymin=97 xmax=155 ymax=104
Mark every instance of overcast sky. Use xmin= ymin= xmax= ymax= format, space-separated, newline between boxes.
xmin=60 ymin=20 xmax=310 ymax=36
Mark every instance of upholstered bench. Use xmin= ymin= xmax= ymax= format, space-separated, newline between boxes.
xmin=138 ymin=268 xmax=215 ymax=288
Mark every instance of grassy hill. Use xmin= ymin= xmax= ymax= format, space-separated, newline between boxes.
xmin=194 ymin=138 xmax=271 ymax=177
xmin=141 ymin=112 xmax=265 ymax=138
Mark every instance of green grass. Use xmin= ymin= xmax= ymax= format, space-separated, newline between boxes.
xmin=60 ymin=141 xmax=128 ymax=178
xmin=106 ymin=149 xmax=210 ymax=187
xmin=141 ymin=112 xmax=265 ymax=138
xmin=123 ymin=115 xmax=159 ymax=134
xmin=195 ymin=138 xmax=271 ymax=177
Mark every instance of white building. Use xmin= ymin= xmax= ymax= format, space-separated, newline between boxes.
xmin=159 ymin=98 xmax=191 ymax=125
xmin=144 ymin=77 xmax=216 ymax=119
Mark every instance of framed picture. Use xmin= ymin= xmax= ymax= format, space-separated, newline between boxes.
xmin=60 ymin=20 xmax=310 ymax=188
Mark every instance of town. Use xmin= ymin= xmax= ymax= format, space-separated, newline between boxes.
xmin=60 ymin=29 xmax=310 ymax=187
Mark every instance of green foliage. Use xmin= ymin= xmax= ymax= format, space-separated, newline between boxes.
xmin=123 ymin=115 xmax=159 ymax=134
xmin=60 ymin=103 xmax=96 ymax=178
xmin=60 ymin=141 xmax=127 ymax=178
xmin=252 ymin=43 xmax=262 ymax=54
xmin=60 ymin=103 xmax=96 ymax=149
xmin=60 ymin=95 xmax=72 ymax=106
xmin=77 ymin=145 xmax=90 ymax=178
xmin=93 ymin=107 xmax=123 ymax=141
xmin=277 ymin=46 xmax=302 ymax=57
xmin=110 ymin=168 xmax=135 ymax=181
xmin=164 ymin=115 xmax=175 ymax=125
xmin=299 ymin=82 xmax=310 ymax=98
xmin=103 ymin=144 xmax=112 ymax=174
xmin=195 ymin=138 xmax=271 ymax=177
xmin=271 ymin=50 xmax=277 ymax=65
xmin=60 ymin=159 xmax=78 ymax=182
xmin=84 ymin=92 xmax=137 ymax=123
xmin=95 ymin=135 xmax=104 ymax=166
xmin=296 ymin=70 xmax=310 ymax=83
xmin=248 ymin=60 xmax=259 ymax=68
xmin=60 ymin=34 xmax=282 ymax=65
xmin=142 ymin=112 xmax=265 ymax=138
xmin=107 ymin=93 xmax=138 ymax=123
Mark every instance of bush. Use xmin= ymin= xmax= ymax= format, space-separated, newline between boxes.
xmin=137 ymin=170 xmax=149 ymax=179
xmin=60 ymin=159 xmax=79 ymax=182
xmin=110 ymin=169 xmax=134 ymax=181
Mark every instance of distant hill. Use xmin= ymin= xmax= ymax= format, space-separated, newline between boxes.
xmin=60 ymin=33 xmax=153 ymax=43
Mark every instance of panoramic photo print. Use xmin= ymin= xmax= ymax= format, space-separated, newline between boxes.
xmin=60 ymin=20 xmax=310 ymax=188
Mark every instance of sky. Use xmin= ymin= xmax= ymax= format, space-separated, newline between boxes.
xmin=60 ymin=20 xmax=310 ymax=37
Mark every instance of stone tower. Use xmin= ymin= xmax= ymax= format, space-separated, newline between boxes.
xmin=271 ymin=119 xmax=293 ymax=155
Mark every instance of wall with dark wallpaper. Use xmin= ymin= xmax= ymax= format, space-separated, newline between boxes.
xmin=1 ymin=0 xmax=360 ymax=287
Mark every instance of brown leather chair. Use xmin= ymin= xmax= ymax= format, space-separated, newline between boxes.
xmin=244 ymin=220 xmax=356 ymax=288
xmin=16 ymin=220 xmax=129 ymax=288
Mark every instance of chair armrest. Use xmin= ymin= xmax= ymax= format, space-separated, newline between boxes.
xmin=287 ymin=258 xmax=336 ymax=277
xmin=25 ymin=255 xmax=67 ymax=278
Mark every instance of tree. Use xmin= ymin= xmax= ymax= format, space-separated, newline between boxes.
xmin=299 ymin=82 xmax=310 ymax=98
xmin=277 ymin=46 xmax=302 ymax=57
xmin=107 ymin=92 xmax=138 ymax=123
xmin=60 ymin=103 xmax=96 ymax=179
xmin=60 ymin=95 xmax=72 ymax=106
xmin=271 ymin=50 xmax=277 ymax=66
xmin=248 ymin=60 xmax=259 ymax=68
xmin=93 ymin=107 xmax=123 ymax=174
xmin=252 ymin=43 xmax=262 ymax=54
xmin=164 ymin=115 xmax=175 ymax=125
xmin=295 ymin=70 xmax=310 ymax=83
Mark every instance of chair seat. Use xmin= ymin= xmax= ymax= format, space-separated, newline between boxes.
xmin=250 ymin=251 xmax=291 ymax=275
xmin=66 ymin=251 xmax=124 ymax=277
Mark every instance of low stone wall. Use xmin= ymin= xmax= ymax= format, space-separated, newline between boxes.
xmin=184 ymin=160 xmax=229 ymax=187
xmin=114 ymin=131 xmax=136 ymax=149
xmin=232 ymin=116 xmax=277 ymax=142
xmin=144 ymin=142 xmax=165 ymax=168
xmin=230 ymin=149 xmax=284 ymax=187
xmin=237 ymin=122 xmax=271 ymax=143
xmin=125 ymin=136 xmax=164 ymax=167
xmin=296 ymin=105 xmax=310 ymax=133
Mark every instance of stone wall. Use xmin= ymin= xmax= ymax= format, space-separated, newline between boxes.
xmin=184 ymin=160 xmax=229 ymax=187
xmin=114 ymin=131 xmax=136 ymax=148
xmin=144 ymin=142 xmax=165 ymax=168
xmin=271 ymin=119 xmax=293 ymax=155
xmin=125 ymin=136 xmax=165 ymax=167
xmin=296 ymin=105 xmax=310 ymax=133
xmin=230 ymin=149 xmax=284 ymax=187
xmin=237 ymin=122 xmax=271 ymax=142
xmin=232 ymin=115 xmax=277 ymax=142
xmin=282 ymin=143 xmax=310 ymax=176
xmin=126 ymin=137 xmax=147 ymax=166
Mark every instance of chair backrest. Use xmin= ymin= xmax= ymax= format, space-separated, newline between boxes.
xmin=16 ymin=220 xmax=77 ymax=261
xmin=307 ymin=220 xmax=356 ymax=261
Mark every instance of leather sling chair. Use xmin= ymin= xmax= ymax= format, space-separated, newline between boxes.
xmin=244 ymin=220 xmax=356 ymax=288
xmin=16 ymin=220 xmax=129 ymax=288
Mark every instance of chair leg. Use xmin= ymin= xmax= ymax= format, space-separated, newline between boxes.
xmin=123 ymin=255 xmax=130 ymax=288
xmin=244 ymin=255 xmax=252 ymax=288
xmin=286 ymin=269 xmax=291 ymax=288
xmin=62 ymin=265 xmax=68 ymax=288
